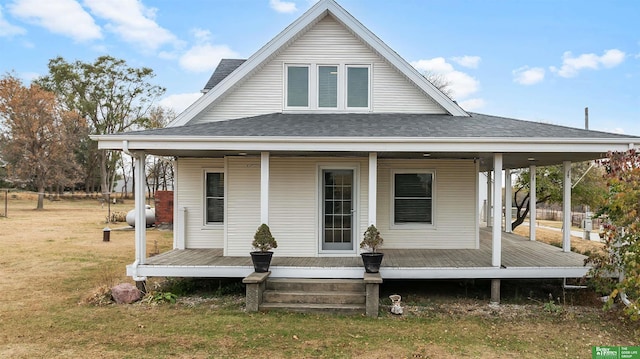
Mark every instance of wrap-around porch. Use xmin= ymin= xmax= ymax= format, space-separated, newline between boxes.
xmin=129 ymin=228 xmax=590 ymax=280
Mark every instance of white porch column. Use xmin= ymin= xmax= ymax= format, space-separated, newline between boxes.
xmin=368 ymin=152 xmax=377 ymax=226
xmin=486 ymin=171 xmax=492 ymax=226
xmin=492 ymin=154 xmax=503 ymax=267
xmin=529 ymin=165 xmax=536 ymax=241
xmin=260 ymin=152 xmax=270 ymax=225
xmin=134 ymin=152 xmax=147 ymax=265
xmin=504 ymin=168 xmax=512 ymax=233
xmin=562 ymin=161 xmax=572 ymax=252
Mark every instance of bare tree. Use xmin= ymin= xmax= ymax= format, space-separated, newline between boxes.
xmin=423 ymin=71 xmax=453 ymax=99
xmin=0 ymin=74 xmax=83 ymax=209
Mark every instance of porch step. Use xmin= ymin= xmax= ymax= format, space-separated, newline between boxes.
xmin=263 ymin=290 xmax=365 ymax=304
xmin=266 ymin=278 xmax=365 ymax=292
xmin=260 ymin=278 xmax=366 ymax=315
xmin=259 ymin=302 xmax=365 ymax=315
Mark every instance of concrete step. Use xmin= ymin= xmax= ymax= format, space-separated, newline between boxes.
xmin=262 ymin=290 xmax=365 ymax=305
xmin=266 ymin=278 xmax=365 ymax=292
xmin=260 ymin=302 xmax=366 ymax=315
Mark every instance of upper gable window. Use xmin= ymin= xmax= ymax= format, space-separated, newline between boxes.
xmin=318 ymin=65 xmax=338 ymax=108
xmin=285 ymin=64 xmax=370 ymax=110
xmin=346 ymin=66 xmax=369 ymax=108
xmin=286 ymin=66 xmax=309 ymax=107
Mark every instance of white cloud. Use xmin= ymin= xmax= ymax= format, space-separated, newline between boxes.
xmin=512 ymin=66 xmax=545 ymax=85
xmin=270 ymin=0 xmax=297 ymax=13
xmin=550 ymin=49 xmax=626 ymax=78
xmin=84 ymin=0 xmax=178 ymax=51
xmin=0 ymin=5 xmax=25 ymax=37
xmin=9 ymin=0 xmax=101 ymax=41
xmin=179 ymin=28 xmax=239 ymax=73
xmin=600 ymin=49 xmax=625 ymax=67
xmin=410 ymin=57 xmax=480 ymax=99
xmin=159 ymin=92 xmax=203 ymax=114
xmin=451 ymin=55 xmax=481 ymax=69
xmin=458 ymin=98 xmax=485 ymax=111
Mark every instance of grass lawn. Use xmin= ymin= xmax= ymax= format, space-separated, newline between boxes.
xmin=0 ymin=194 xmax=637 ymax=358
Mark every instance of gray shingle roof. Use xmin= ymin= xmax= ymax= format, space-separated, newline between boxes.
xmin=123 ymin=112 xmax=638 ymax=139
xmin=203 ymin=59 xmax=246 ymax=91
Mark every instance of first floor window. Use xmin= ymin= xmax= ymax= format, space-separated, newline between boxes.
xmin=393 ymin=172 xmax=433 ymax=224
xmin=206 ymin=172 xmax=224 ymax=224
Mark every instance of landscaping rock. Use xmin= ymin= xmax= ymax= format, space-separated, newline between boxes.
xmin=111 ymin=283 xmax=141 ymax=304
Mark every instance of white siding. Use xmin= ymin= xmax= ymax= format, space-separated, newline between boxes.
xmin=226 ymin=156 xmax=262 ymax=256
xmin=178 ymin=156 xmax=477 ymax=254
xmin=196 ymin=15 xmax=445 ymax=123
xmin=176 ymin=158 xmax=224 ymax=248
xmin=377 ymin=159 xmax=478 ymax=249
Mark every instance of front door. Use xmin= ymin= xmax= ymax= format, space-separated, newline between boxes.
xmin=321 ymin=169 xmax=355 ymax=251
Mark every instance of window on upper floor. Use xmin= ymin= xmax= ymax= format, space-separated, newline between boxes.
xmin=286 ymin=66 xmax=309 ymax=107
xmin=285 ymin=64 xmax=370 ymax=110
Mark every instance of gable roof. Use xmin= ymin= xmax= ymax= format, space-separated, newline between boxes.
xmin=202 ymin=59 xmax=246 ymax=93
xmin=168 ymin=0 xmax=468 ymax=127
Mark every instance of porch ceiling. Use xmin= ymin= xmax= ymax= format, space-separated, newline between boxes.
xmin=151 ymin=149 xmax=604 ymax=171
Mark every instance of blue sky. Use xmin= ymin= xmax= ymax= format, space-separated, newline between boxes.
xmin=1 ymin=0 xmax=638 ymax=135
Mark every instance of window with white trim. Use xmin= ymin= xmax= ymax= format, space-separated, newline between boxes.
xmin=392 ymin=171 xmax=433 ymax=225
xmin=286 ymin=65 xmax=309 ymax=107
xmin=318 ymin=65 xmax=338 ymax=108
xmin=205 ymin=172 xmax=224 ymax=224
xmin=346 ymin=66 xmax=369 ymax=108
xmin=284 ymin=64 xmax=370 ymax=110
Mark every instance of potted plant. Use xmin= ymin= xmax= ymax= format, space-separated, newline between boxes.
xmin=250 ymin=223 xmax=278 ymax=272
xmin=360 ymin=224 xmax=384 ymax=273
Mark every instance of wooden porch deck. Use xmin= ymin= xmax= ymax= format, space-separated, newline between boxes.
xmin=132 ymin=228 xmax=590 ymax=279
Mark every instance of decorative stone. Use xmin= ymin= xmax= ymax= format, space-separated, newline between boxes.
xmin=111 ymin=283 xmax=142 ymax=304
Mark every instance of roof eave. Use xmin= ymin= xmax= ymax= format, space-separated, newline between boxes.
xmin=93 ymin=135 xmax=637 ymax=154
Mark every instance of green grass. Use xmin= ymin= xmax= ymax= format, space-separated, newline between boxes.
xmin=0 ymin=195 xmax=638 ymax=358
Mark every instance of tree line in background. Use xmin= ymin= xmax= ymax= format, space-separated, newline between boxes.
xmin=0 ymin=56 xmax=174 ymax=209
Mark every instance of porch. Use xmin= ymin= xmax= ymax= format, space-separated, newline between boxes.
xmin=129 ymin=228 xmax=590 ymax=280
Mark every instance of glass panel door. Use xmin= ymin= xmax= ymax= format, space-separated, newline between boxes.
xmin=322 ymin=169 xmax=354 ymax=250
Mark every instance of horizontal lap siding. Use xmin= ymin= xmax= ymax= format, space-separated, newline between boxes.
xmin=377 ymin=159 xmax=477 ymax=249
xmin=199 ymin=15 xmax=445 ymax=123
xmin=177 ymin=158 xmax=224 ymax=248
xmin=226 ymin=157 xmax=261 ymax=256
xmin=268 ymin=158 xmax=317 ymax=256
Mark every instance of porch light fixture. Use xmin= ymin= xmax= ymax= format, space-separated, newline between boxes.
xmin=238 ymin=152 xmax=247 ymax=156
xmin=527 ymin=157 xmax=536 ymax=161
xmin=423 ymin=153 xmax=431 ymax=157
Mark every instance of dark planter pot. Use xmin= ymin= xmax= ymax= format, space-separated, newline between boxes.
xmin=250 ymin=251 xmax=274 ymax=272
xmin=361 ymin=252 xmax=384 ymax=273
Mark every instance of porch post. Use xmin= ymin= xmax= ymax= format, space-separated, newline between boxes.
xmin=260 ymin=152 xmax=270 ymax=225
xmin=492 ymin=154 xmax=503 ymax=267
xmin=504 ymin=168 xmax=512 ymax=233
xmin=486 ymin=171 xmax=492 ymax=226
xmin=368 ymin=152 xmax=377 ymax=226
xmin=529 ymin=165 xmax=536 ymax=241
xmin=562 ymin=161 xmax=572 ymax=252
xmin=134 ymin=152 xmax=147 ymax=265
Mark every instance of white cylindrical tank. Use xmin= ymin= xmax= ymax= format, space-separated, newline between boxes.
xmin=126 ymin=205 xmax=156 ymax=227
